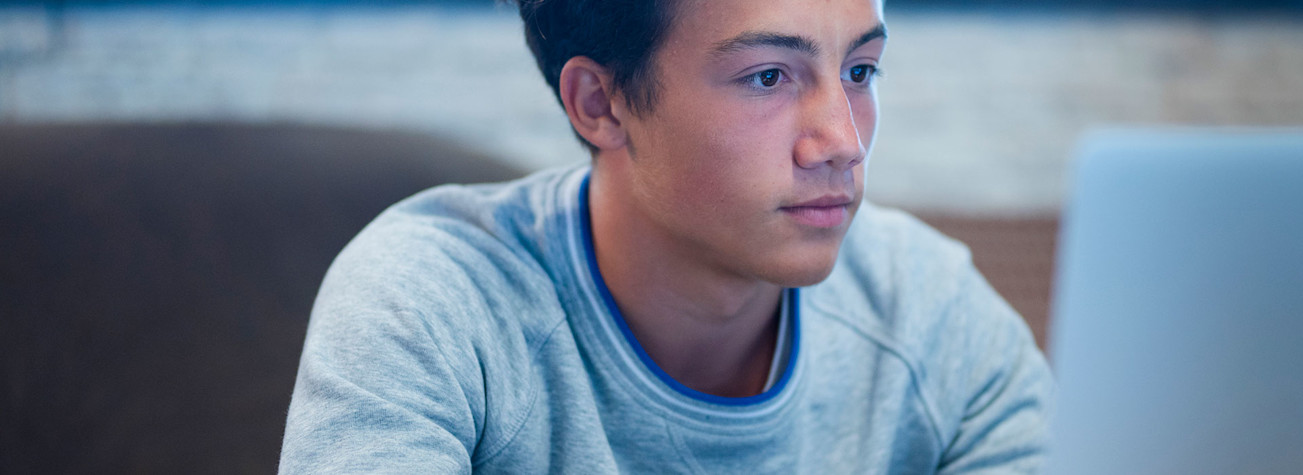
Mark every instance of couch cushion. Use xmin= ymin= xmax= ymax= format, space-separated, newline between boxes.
xmin=0 ymin=122 xmax=523 ymax=474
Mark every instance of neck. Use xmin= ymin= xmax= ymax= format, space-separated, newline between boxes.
xmin=587 ymin=170 xmax=783 ymax=398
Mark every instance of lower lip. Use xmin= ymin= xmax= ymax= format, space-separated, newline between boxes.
xmin=782 ymin=205 xmax=848 ymax=228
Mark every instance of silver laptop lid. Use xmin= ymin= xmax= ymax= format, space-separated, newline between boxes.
xmin=1048 ymin=129 xmax=1303 ymax=475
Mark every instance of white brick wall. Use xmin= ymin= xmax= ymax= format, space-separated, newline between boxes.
xmin=2 ymin=5 xmax=1301 ymax=213
xmin=874 ymin=12 xmax=1303 ymax=213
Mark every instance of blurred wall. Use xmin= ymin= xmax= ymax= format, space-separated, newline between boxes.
xmin=873 ymin=11 xmax=1303 ymax=213
xmin=2 ymin=3 xmax=1301 ymax=214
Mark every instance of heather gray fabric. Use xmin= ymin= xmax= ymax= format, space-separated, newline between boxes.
xmin=280 ymin=165 xmax=1052 ymax=474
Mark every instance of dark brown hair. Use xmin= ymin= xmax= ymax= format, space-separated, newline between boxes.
xmin=511 ymin=0 xmax=679 ymax=150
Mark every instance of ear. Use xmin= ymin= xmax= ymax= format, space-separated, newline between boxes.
xmin=558 ymin=56 xmax=628 ymax=151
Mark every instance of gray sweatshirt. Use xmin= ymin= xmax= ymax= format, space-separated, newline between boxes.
xmin=279 ymin=165 xmax=1052 ymax=474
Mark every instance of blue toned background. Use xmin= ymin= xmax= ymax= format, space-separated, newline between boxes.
xmin=1 ymin=1 xmax=1301 ymax=473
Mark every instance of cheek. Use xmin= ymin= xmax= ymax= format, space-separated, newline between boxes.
xmin=688 ymin=111 xmax=794 ymax=215
xmin=660 ymin=107 xmax=786 ymax=201
xmin=659 ymin=133 xmax=749 ymax=222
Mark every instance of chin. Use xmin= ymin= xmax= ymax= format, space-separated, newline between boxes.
xmin=760 ymin=245 xmax=842 ymax=288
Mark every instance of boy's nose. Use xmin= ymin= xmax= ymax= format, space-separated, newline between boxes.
xmin=794 ymin=84 xmax=868 ymax=171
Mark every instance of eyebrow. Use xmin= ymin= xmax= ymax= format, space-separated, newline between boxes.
xmin=708 ymin=22 xmax=888 ymax=59
xmin=846 ymin=23 xmax=888 ymax=54
xmin=710 ymin=31 xmax=821 ymax=58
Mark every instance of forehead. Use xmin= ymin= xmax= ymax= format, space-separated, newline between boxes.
xmin=665 ymin=0 xmax=885 ymax=57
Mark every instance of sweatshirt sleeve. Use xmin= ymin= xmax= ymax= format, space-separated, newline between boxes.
xmin=277 ymin=218 xmax=506 ymax=474
xmin=934 ymin=260 xmax=1056 ymax=474
xmin=278 ymin=302 xmax=483 ymax=474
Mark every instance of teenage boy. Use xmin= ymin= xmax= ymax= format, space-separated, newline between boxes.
xmin=279 ymin=0 xmax=1052 ymax=472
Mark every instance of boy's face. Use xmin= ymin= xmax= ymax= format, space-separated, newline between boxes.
xmin=616 ymin=0 xmax=886 ymax=287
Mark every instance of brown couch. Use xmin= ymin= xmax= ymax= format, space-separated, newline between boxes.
xmin=0 ymin=123 xmax=524 ymax=474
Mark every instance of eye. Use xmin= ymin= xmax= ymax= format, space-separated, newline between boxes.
xmin=843 ymin=64 xmax=879 ymax=84
xmin=747 ymin=68 xmax=784 ymax=88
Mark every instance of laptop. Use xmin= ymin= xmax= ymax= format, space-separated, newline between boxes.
xmin=1047 ymin=128 xmax=1303 ymax=475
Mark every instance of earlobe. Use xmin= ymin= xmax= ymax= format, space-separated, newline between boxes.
xmin=559 ymin=57 xmax=628 ymax=151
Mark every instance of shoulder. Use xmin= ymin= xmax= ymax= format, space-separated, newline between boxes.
xmin=809 ymin=201 xmax=1037 ymax=366
xmin=808 ymin=202 xmax=976 ymax=327
xmin=295 ymin=169 xmax=580 ymax=459
xmin=312 ymin=168 xmax=576 ymax=363
xmin=285 ymin=170 xmax=582 ymax=470
xmin=806 ymin=202 xmax=1051 ymax=444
